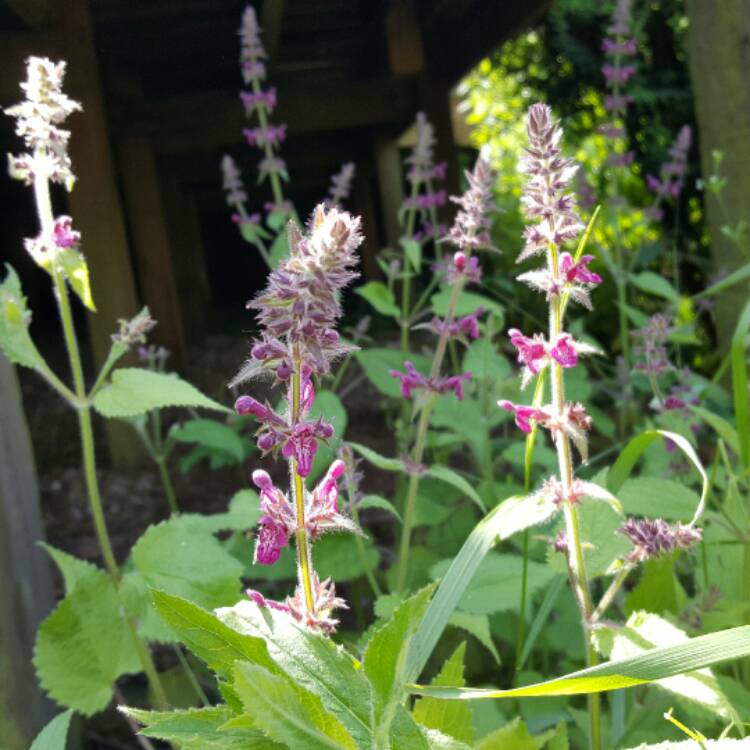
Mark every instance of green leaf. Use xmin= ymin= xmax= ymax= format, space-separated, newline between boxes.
xmin=125 ymin=706 xmax=279 ymax=749
xmin=365 ymin=587 xmax=434 ymax=738
xmin=407 ymin=493 xmax=558 ymax=682
xmin=360 ymin=494 xmax=402 ymax=521
xmin=0 ymin=264 xmax=46 ymax=369
xmin=476 ymin=717 xmax=552 ymax=750
xmin=409 ymin=624 xmax=750 ymax=700
xmin=401 ymin=238 xmax=422 ymax=273
xmin=629 ymin=271 xmax=680 ymax=303
xmin=349 ymin=441 xmax=405 ymax=471
xmin=607 ymin=429 xmax=708 ymax=525
xmin=94 ymin=368 xmax=230 ymax=418
xmin=356 ymin=281 xmax=400 ymax=318
xmin=593 ymin=611 xmax=737 ymax=722
xmin=430 ymin=553 xmax=558 ymax=616
xmin=150 ymin=591 xmax=277 ymax=680
xmin=314 ymin=534 xmax=380 ymax=581
xmin=306 ymin=390 xmax=347 ymax=480
xmin=132 ymin=518 xmax=244 ymax=610
xmin=40 ymin=543 xmax=100 ymax=594
xmin=413 ymin=643 xmax=473 ymax=745
xmin=57 ymin=247 xmax=96 ymax=311
xmin=447 ymin=612 xmax=500 ymax=664
xmin=622 ymin=741 xmax=746 ymax=749
xmin=217 ymin=599 xmax=374 ymax=746
xmin=689 ymin=405 xmax=740 ymax=455
xmin=462 ymin=338 xmax=510 ymax=383
xmin=389 ymin=705 xmax=431 ymax=750
xmin=34 ymin=568 xmax=140 ymax=715
xmin=618 ymin=477 xmax=701 ymax=522
xmin=426 ymin=465 xmax=486 ymax=512
xmin=696 ymin=260 xmax=750 ymax=299
xmin=269 ymin=230 xmax=289 ymax=267
xmin=29 ymin=710 xmax=74 ymax=750
xmin=233 ymin=662 xmax=357 ymax=749
xmin=731 ymin=298 xmax=750 ymax=467
xmin=354 ymin=349 xmax=431 ymax=398
xmin=431 ymin=289 xmax=504 ymax=323
xmin=171 ymin=419 xmax=248 ymax=463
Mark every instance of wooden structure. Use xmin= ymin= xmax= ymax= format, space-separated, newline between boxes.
xmin=0 ymin=0 xmax=549 ymax=465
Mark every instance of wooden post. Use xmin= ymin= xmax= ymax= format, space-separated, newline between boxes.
xmin=118 ymin=136 xmax=187 ymax=369
xmin=373 ymin=135 xmax=405 ymax=251
xmin=59 ymin=0 xmax=145 ymax=466
xmin=159 ymin=170 xmax=212 ymax=344
xmin=0 ymin=355 xmax=54 ymax=748
xmin=352 ymin=162 xmax=381 ymax=280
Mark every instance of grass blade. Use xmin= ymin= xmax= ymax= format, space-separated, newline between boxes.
xmin=409 ymin=625 xmax=750 ymax=699
xmin=730 ymin=298 xmax=750 ymax=468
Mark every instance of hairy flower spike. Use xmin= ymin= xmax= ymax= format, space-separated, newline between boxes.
xmin=6 ymin=57 xmax=81 ymax=190
xmin=620 ymin=518 xmax=702 ymax=563
xmin=325 ymin=162 xmax=356 ymax=209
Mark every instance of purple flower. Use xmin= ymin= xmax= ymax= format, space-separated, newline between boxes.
xmin=620 ymin=518 xmax=702 ymax=563
xmin=559 ymin=253 xmax=602 ymax=285
xmin=51 ymin=216 xmax=80 ymax=249
xmin=498 ymin=400 xmax=550 ymax=434
xmin=389 ymin=360 xmax=473 ymax=401
xmin=550 ymin=334 xmax=578 ymax=368
xmin=240 ymin=86 xmax=277 ymax=113
xmin=325 ymin=162 xmax=356 ymax=209
xmin=509 ymin=328 xmax=547 ymax=375
xmin=429 ymin=307 xmax=484 ymax=340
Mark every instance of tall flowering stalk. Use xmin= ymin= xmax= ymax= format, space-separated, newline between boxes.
xmin=5 ymin=57 xmax=168 ymax=707
xmin=501 ymin=103 xmax=603 ymax=748
xmin=221 ymin=6 xmax=293 ymax=267
xmin=390 ymin=156 xmax=495 ymax=594
xmin=232 ymin=204 xmax=363 ymax=631
xmin=397 ymin=112 xmax=449 ymax=355
xmin=325 ymin=162 xmax=356 ymax=209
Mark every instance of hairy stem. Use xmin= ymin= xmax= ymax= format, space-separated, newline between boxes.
xmin=396 ymin=277 xmax=465 ymax=594
xmin=291 ymin=357 xmax=316 ymax=614
xmin=549 ymin=242 xmax=600 ymax=750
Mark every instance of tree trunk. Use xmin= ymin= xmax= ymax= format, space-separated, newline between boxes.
xmin=686 ymin=0 xmax=750 ymax=351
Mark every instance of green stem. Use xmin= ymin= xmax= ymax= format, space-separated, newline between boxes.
xmin=34 ymin=154 xmax=168 ymax=711
xmin=399 ymin=183 xmax=421 ymax=356
xmin=156 ymin=455 xmax=179 ymax=515
xmin=291 ymin=356 xmax=316 ymax=614
xmin=396 ymin=277 xmax=466 ymax=594
xmin=548 ymin=242 xmax=600 ymax=750
xmin=174 ymin=645 xmax=210 ymax=707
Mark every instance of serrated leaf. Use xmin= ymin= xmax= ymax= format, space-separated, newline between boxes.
xmin=93 ymin=368 xmax=230 ymax=418
xmin=360 ymin=494 xmax=402 ymax=521
xmin=125 ymin=706 xmax=279 ymax=749
xmin=365 ymin=586 xmax=434 ymax=738
xmin=409 ymin=624 xmax=750 ymax=701
xmin=407 ymin=494 xmax=559 ymax=682
xmin=171 ymin=419 xmax=248 ymax=463
xmin=413 ymin=643 xmax=473 ymax=745
xmin=216 ymin=599 xmax=374 ymax=746
xmin=354 ymin=348 xmax=431 ymax=398
xmin=40 ymin=543 xmax=100 ymax=594
xmin=57 ymin=247 xmax=96 ymax=311
xmin=356 ymin=281 xmax=400 ymax=317
xmin=431 ymin=553 xmax=557 ymax=616
xmin=476 ymin=717 xmax=552 ymax=750
xmin=34 ymin=568 xmax=140 ymax=715
xmin=426 ymin=464 xmax=485 ymax=511
xmin=29 ymin=710 xmax=74 ymax=750
xmin=269 ymin=230 xmax=289 ymax=267
xmin=314 ymin=534 xmax=380 ymax=581
xmin=462 ymin=338 xmax=510 ymax=383
xmin=151 ymin=590 xmax=276 ymax=678
xmin=349 ymin=441 xmax=405 ymax=471
xmin=447 ymin=612 xmax=500 ymax=664
xmin=132 ymin=518 xmax=243 ymax=610
xmin=389 ymin=705 xmax=431 ymax=749
xmin=0 ymin=264 xmax=46 ymax=369
xmin=233 ymin=662 xmax=357 ymax=749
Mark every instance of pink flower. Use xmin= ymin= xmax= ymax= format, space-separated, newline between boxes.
xmin=51 ymin=216 xmax=80 ymax=249
xmin=256 ymin=519 xmax=289 ymax=565
xmin=281 ymin=420 xmax=333 ymax=477
xmin=498 ymin=400 xmax=549 ymax=433
xmin=559 ymin=253 xmax=602 ymax=285
xmin=550 ymin=334 xmax=578 ymax=368
xmin=509 ymin=328 xmax=547 ymax=375
xmin=390 ymin=361 xmax=472 ymax=401
xmin=389 ymin=360 xmax=427 ymax=399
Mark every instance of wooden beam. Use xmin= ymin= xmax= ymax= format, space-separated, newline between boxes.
xmin=2 ymin=0 xmax=56 ymax=28
xmin=111 ymin=77 xmax=418 ymax=154
xmin=117 ymin=136 xmax=187 ymax=368
xmin=385 ymin=0 xmax=425 ymax=76
xmin=373 ymin=135 xmax=405 ymax=251
xmin=261 ymin=0 xmax=285 ymax=63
